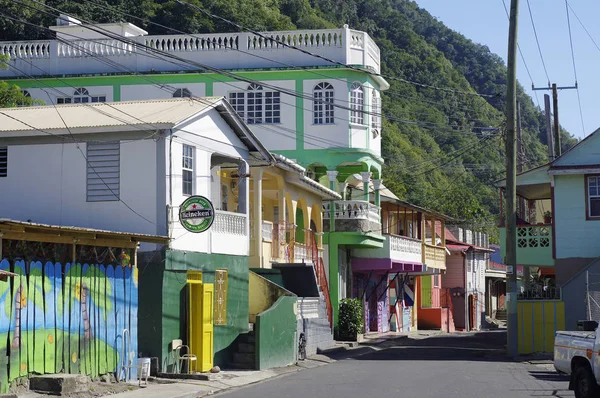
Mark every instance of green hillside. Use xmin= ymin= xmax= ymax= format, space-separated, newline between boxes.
xmin=0 ymin=0 xmax=578 ymax=235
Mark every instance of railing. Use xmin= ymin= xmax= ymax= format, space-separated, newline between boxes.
xmin=423 ymin=244 xmax=446 ymax=269
xmin=499 ymin=225 xmax=554 ymax=267
xmin=389 ymin=234 xmax=422 ymax=258
xmin=315 ymin=257 xmax=332 ymax=328
xmin=271 ymin=222 xmax=295 ymax=261
xmin=322 ymin=200 xmax=380 ymax=224
xmin=212 ymin=210 xmax=247 ymax=235
xmin=293 ymin=243 xmax=308 ymax=262
xmin=518 ymin=284 xmax=561 ymax=300
xmin=0 ymin=40 xmax=52 ymax=59
xmin=517 ymin=225 xmax=552 ymax=249
xmin=262 ymin=220 xmax=273 ymax=241
xmin=0 ymin=28 xmax=381 ymax=75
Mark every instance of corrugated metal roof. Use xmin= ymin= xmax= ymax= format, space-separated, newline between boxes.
xmin=0 ymin=97 xmax=224 ymax=132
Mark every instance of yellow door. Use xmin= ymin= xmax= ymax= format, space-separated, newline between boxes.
xmin=188 ymin=280 xmax=214 ymax=372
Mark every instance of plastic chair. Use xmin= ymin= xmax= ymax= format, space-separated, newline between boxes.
xmin=171 ymin=339 xmax=197 ymax=374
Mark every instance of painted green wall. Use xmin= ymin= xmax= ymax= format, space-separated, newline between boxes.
xmin=255 ymin=296 xmax=298 ymax=370
xmin=421 ymin=275 xmax=432 ymax=308
xmin=138 ymin=249 xmax=249 ymax=369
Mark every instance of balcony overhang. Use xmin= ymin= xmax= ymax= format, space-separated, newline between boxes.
xmin=352 ymin=258 xmax=423 ymax=273
xmin=497 ymin=164 xmax=552 ymax=200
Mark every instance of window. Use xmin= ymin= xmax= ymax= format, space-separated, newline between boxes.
xmin=587 ymin=175 xmax=600 ymax=218
xmin=350 ymin=82 xmax=364 ymax=125
xmin=265 ymin=91 xmax=280 ymax=123
xmin=313 ymin=82 xmax=334 ymax=125
xmin=228 ymin=84 xmax=280 ymax=125
xmin=433 ymin=275 xmax=440 ymax=288
xmin=214 ymin=269 xmax=229 ymax=325
xmin=173 ymin=88 xmax=192 ymax=98
xmin=182 ymin=144 xmax=194 ymax=196
xmin=86 ymin=142 xmax=120 ymax=202
xmin=246 ymin=83 xmax=263 ymax=124
xmin=371 ymin=90 xmax=381 ymax=132
xmin=228 ymin=92 xmax=245 ymax=119
xmin=58 ymin=87 xmax=106 ymax=104
xmin=0 ymin=147 xmax=7 ymax=177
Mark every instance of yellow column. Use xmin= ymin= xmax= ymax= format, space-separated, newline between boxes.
xmin=252 ymin=168 xmax=263 ymax=267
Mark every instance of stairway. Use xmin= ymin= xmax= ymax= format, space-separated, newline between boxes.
xmin=495 ymin=309 xmax=507 ymax=321
xmin=229 ymin=324 xmax=256 ymax=370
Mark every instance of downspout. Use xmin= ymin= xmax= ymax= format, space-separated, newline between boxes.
xmin=464 ymin=249 xmax=469 ymax=332
xmin=168 ymin=130 xmax=174 ymax=242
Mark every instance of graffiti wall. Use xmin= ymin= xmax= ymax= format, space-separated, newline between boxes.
xmin=0 ymin=258 xmax=138 ymax=392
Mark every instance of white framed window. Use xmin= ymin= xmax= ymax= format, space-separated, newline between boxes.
xmin=587 ymin=175 xmax=600 ymax=219
xmin=433 ymin=274 xmax=440 ymax=288
xmin=58 ymin=87 xmax=106 ymax=104
xmin=313 ymin=82 xmax=334 ymax=125
xmin=173 ymin=88 xmax=192 ymax=98
xmin=350 ymin=82 xmax=364 ymax=125
xmin=182 ymin=144 xmax=194 ymax=196
xmin=371 ymin=90 xmax=381 ymax=132
xmin=246 ymin=83 xmax=263 ymax=124
xmin=265 ymin=91 xmax=280 ymax=123
xmin=86 ymin=142 xmax=120 ymax=202
xmin=228 ymin=92 xmax=245 ymax=119
xmin=0 ymin=147 xmax=7 ymax=177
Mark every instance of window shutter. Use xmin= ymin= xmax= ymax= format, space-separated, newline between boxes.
xmin=0 ymin=147 xmax=7 ymax=177
xmin=87 ymin=142 xmax=120 ymax=202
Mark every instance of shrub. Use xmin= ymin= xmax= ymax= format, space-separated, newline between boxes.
xmin=339 ymin=298 xmax=364 ymax=339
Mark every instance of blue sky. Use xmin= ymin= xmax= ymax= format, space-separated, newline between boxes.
xmin=414 ymin=0 xmax=600 ymax=139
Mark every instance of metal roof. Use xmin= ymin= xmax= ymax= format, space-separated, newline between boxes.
xmin=0 ymin=98 xmax=226 ymax=132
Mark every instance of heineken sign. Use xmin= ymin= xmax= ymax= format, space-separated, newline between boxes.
xmin=179 ymin=195 xmax=215 ymax=233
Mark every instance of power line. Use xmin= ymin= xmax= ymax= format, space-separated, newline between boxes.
xmin=525 ymin=0 xmax=551 ymax=85
xmin=564 ymin=0 xmax=586 ymax=136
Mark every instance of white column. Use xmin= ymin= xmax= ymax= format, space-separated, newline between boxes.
xmin=326 ymin=171 xmax=339 ymax=232
xmin=360 ymin=171 xmax=372 ymax=202
xmin=373 ymin=179 xmax=382 ymax=207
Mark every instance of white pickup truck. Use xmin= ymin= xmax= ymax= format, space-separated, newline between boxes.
xmin=554 ymin=323 xmax=600 ymax=398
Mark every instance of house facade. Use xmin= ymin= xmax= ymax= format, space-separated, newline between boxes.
xmin=0 ymin=98 xmax=276 ymax=370
xmin=0 ymin=16 xmax=452 ymax=335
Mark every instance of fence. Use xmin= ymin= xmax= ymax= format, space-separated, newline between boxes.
xmin=585 ymin=272 xmax=600 ymax=322
xmin=0 ymin=258 xmax=137 ymax=392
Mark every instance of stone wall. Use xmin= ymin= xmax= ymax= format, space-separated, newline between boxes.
xmin=297 ymin=295 xmax=334 ymax=357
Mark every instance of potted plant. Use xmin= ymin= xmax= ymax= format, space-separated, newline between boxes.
xmin=338 ymin=298 xmax=364 ymax=342
xmin=543 ymin=211 xmax=552 ymax=224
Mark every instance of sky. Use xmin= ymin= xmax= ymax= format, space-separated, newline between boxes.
xmin=414 ymin=0 xmax=600 ymax=140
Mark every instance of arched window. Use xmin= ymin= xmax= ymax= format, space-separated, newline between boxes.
xmin=313 ymin=82 xmax=334 ymax=125
xmin=74 ymin=88 xmax=90 ymax=103
xmin=173 ymin=88 xmax=192 ymax=98
xmin=371 ymin=89 xmax=381 ymax=133
xmin=350 ymin=82 xmax=364 ymax=125
xmin=246 ymin=83 xmax=263 ymax=124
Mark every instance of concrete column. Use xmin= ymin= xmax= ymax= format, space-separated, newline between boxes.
xmin=360 ymin=171 xmax=371 ymax=202
xmin=252 ymin=168 xmax=263 ymax=265
xmin=339 ymin=182 xmax=348 ymax=200
xmin=326 ymin=171 xmax=338 ymax=233
xmin=237 ymin=161 xmax=249 ymax=214
xmin=373 ymin=179 xmax=382 ymax=207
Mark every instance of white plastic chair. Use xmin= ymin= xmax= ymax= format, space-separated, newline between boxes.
xmin=171 ymin=339 xmax=197 ymax=374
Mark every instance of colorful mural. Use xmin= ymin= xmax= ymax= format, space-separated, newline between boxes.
xmin=0 ymin=259 xmax=138 ymax=392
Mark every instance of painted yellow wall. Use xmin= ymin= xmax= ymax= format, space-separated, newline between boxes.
xmin=249 ymin=271 xmax=289 ymax=323
xmin=517 ymin=300 xmax=565 ymax=354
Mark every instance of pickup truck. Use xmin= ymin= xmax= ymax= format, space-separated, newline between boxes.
xmin=554 ymin=322 xmax=600 ymax=398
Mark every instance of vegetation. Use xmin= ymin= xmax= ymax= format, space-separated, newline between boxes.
xmin=0 ymin=0 xmax=579 ymax=236
xmin=338 ymin=298 xmax=364 ymax=339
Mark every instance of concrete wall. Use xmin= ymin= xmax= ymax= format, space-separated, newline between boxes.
xmin=297 ymin=296 xmax=334 ymax=357
xmin=249 ymin=271 xmax=290 ymax=324
xmin=138 ymin=249 xmax=249 ymax=369
xmin=256 ymin=296 xmax=298 ymax=370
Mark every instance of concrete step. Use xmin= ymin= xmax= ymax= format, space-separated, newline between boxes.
xmin=29 ymin=374 xmax=89 ymax=395
xmin=238 ymin=342 xmax=255 ymax=353
xmin=238 ymin=332 xmax=255 ymax=344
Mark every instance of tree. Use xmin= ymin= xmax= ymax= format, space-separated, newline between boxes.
xmin=0 ymin=55 xmax=37 ymax=108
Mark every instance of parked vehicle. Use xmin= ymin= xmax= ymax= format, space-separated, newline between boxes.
xmin=554 ymin=321 xmax=600 ymax=398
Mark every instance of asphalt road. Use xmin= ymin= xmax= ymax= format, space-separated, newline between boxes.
xmin=219 ymin=330 xmax=574 ymax=398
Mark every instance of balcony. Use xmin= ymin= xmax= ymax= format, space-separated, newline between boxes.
xmin=423 ymin=244 xmax=446 ymax=270
xmin=0 ymin=28 xmax=381 ymax=79
xmin=322 ymin=200 xmax=381 ymax=233
xmin=499 ymin=225 xmax=554 ymax=267
xmin=353 ymin=233 xmax=422 ymax=265
xmin=211 ymin=210 xmax=248 ymax=256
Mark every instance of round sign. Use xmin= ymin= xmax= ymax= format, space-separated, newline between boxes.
xmin=179 ymin=195 xmax=215 ymax=233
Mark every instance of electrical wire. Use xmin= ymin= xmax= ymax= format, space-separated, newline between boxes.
xmin=525 ymin=0 xmax=551 ymax=85
xmin=564 ymin=0 xmax=586 ymax=137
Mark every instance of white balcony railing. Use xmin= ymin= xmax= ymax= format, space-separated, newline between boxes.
xmin=212 ymin=210 xmax=247 ymax=236
xmin=0 ymin=28 xmax=381 ymax=78
xmin=262 ymin=220 xmax=273 ymax=241
xmin=388 ymin=234 xmax=422 ymax=264
xmin=323 ymin=200 xmax=380 ymax=224
xmin=293 ymin=243 xmax=308 ymax=263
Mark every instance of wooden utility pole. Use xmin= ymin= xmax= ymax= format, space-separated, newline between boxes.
xmin=544 ymin=94 xmax=554 ymax=161
xmin=505 ymin=0 xmax=519 ymax=358
xmin=552 ymin=84 xmax=561 ymax=158
xmin=517 ymin=101 xmax=526 ymax=220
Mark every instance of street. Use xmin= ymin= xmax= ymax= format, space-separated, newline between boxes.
xmin=219 ymin=331 xmax=573 ymax=398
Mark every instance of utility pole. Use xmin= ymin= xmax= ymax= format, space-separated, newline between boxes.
xmin=505 ymin=0 xmax=519 ymax=358
xmin=517 ymin=101 xmax=526 ymax=221
xmin=544 ymin=94 xmax=554 ymax=161
xmin=533 ymin=83 xmax=578 ymax=158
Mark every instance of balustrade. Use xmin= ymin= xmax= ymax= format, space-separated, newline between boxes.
xmin=212 ymin=210 xmax=247 ymax=236
xmin=322 ymin=200 xmax=380 ymax=223
xmin=0 ymin=41 xmax=51 ymax=59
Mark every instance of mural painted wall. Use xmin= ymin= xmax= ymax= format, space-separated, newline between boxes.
xmin=0 ymin=258 xmax=138 ymax=392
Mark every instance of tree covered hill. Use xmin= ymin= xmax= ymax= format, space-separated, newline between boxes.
xmin=0 ymin=0 xmax=578 ymax=234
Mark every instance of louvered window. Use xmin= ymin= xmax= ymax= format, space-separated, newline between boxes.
xmin=86 ymin=142 xmax=120 ymax=202
xmin=0 ymin=147 xmax=7 ymax=177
